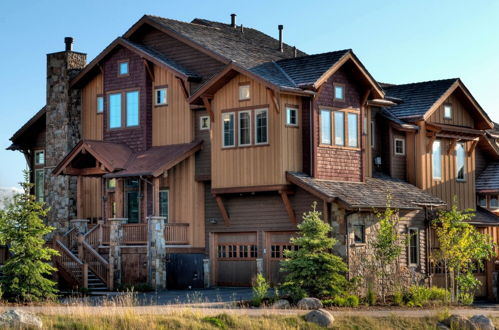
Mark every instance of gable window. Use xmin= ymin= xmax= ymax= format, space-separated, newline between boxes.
xmin=255 ymin=109 xmax=268 ymax=144
xmin=456 ymin=142 xmax=466 ymax=181
xmin=155 ymin=87 xmax=167 ymax=106
xmin=35 ymin=169 xmax=44 ymax=203
xmin=97 ymin=96 xmax=104 ymax=113
xmin=222 ymin=112 xmax=235 ymax=147
xmin=126 ymin=91 xmax=139 ymax=127
xmin=394 ymin=138 xmax=405 ymax=155
xmin=119 ymin=61 xmax=129 ymax=75
xmin=35 ymin=150 xmax=45 ymax=165
xmin=490 ymin=196 xmax=499 ymax=209
xmin=321 ymin=110 xmax=332 ymax=144
xmin=200 ymin=116 xmax=210 ymax=130
xmin=109 ymin=93 xmax=122 ymax=128
xmin=479 ymin=195 xmax=487 ymax=208
xmin=432 ymin=140 xmax=442 ymax=180
xmin=239 ymin=111 xmax=252 ymax=146
xmin=353 ymin=224 xmax=365 ymax=244
xmin=347 ymin=113 xmax=358 ymax=147
xmin=239 ymin=83 xmax=250 ymax=101
xmin=334 ymin=111 xmax=345 ymax=146
xmin=334 ymin=83 xmax=345 ymax=100
xmin=408 ymin=228 xmax=419 ymax=266
xmin=159 ymin=189 xmax=169 ymax=221
xmin=286 ymin=107 xmax=298 ymax=126
xmin=444 ymin=103 xmax=452 ymax=119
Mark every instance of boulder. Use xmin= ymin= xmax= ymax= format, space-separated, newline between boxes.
xmin=0 ymin=309 xmax=43 ymax=329
xmin=442 ymin=314 xmax=477 ymax=330
xmin=469 ymin=315 xmax=495 ymax=330
xmin=436 ymin=323 xmax=450 ymax=330
xmin=271 ymin=299 xmax=291 ymax=309
xmin=297 ymin=297 xmax=323 ymax=310
xmin=304 ymin=309 xmax=335 ymax=328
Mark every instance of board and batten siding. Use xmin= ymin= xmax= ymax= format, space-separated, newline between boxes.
xmin=81 ymin=72 xmax=104 ymax=140
xmin=428 ymin=94 xmax=474 ymax=127
xmin=81 ymin=177 xmax=102 ymax=220
xmin=152 ymin=66 xmax=193 ymax=146
xmin=211 ymin=73 xmax=302 ymax=188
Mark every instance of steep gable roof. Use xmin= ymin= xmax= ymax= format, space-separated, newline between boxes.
xmin=8 ymin=106 xmax=46 ymax=151
xmin=476 ymin=162 xmax=499 ymax=192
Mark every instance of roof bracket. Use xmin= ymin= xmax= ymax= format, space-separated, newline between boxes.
xmin=143 ymin=59 xmax=154 ymax=80
xmin=177 ymin=77 xmax=189 ymax=99
xmin=214 ymin=194 xmax=231 ymax=226
xmin=467 ymin=139 xmax=478 ymax=156
xmin=426 ymin=132 xmax=437 ymax=153
xmin=279 ymin=191 xmax=296 ymax=224
xmin=267 ymin=88 xmax=280 ymax=113
xmin=447 ymin=139 xmax=457 ymax=155
xmin=202 ymin=96 xmax=214 ymax=122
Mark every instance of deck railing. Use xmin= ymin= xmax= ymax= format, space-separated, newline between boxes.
xmin=102 ymin=225 xmax=111 ymax=245
xmin=82 ymin=240 xmax=111 ymax=289
xmin=122 ymin=224 xmax=147 ymax=245
xmin=83 ymin=224 xmax=100 ymax=249
xmin=164 ymin=223 xmax=189 ymax=245
xmin=53 ymin=239 xmax=87 ymax=288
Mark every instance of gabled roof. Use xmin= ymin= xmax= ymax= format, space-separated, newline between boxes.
xmin=8 ymin=106 xmax=46 ymax=151
xmin=476 ymin=162 xmax=499 ymax=192
xmin=286 ymin=171 xmax=445 ymax=210
xmin=469 ymin=206 xmax=499 ymax=226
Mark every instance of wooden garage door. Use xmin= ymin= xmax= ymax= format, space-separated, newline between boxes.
xmin=265 ymin=231 xmax=297 ymax=286
xmin=215 ymin=232 xmax=257 ymax=286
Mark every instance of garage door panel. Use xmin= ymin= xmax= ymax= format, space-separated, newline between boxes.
xmin=217 ymin=261 xmax=257 ymax=286
xmin=265 ymin=231 xmax=297 ymax=286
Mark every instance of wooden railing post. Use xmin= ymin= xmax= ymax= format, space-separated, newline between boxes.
xmin=82 ymin=263 xmax=88 ymax=289
xmin=77 ymin=235 xmax=84 ymax=260
xmin=98 ymin=219 xmax=104 ymax=246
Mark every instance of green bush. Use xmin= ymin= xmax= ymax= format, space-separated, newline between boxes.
xmin=202 ymin=314 xmax=236 ymax=329
xmin=251 ymin=273 xmax=270 ymax=307
xmin=405 ymin=285 xmax=450 ymax=307
xmin=393 ymin=289 xmax=404 ymax=306
xmin=428 ymin=286 xmax=450 ymax=302
xmin=322 ymin=295 xmax=359 ymax=307
xmin=345 ymin=295 xmax=360 ymax=307
xmin=366 ymin=286 xmax=377 ymax=306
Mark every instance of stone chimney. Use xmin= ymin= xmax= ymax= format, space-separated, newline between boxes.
xmin=45 ymin=37 xmax=86 ymax=231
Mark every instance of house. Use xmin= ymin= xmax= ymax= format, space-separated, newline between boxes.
xmin=8 ymin=14 xmax=499 ymax=297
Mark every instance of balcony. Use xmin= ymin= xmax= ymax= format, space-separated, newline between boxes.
xmin=99 ymin=222 xmax=190 ymax=246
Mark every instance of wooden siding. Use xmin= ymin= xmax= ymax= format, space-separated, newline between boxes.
xmin=391 ymin=131 xmax=407 ymax=180
xmin=82 ymin=73 xmax=104 ymax=140
xmin=152 ymin=66 xmax=193 ymax=146
xmin=81 ymin=177 xmax=102 ymax=220
xmin=428 ymin=93 xmax=474 ymax=128
xmin=211 ymin=73 xmax=302 ymax=188
xmin=194 ymin=110 xmax=211 ymax=178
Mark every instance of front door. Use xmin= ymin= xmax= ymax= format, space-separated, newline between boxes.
xmin=125 ymin=179 xmax=140 ymax=223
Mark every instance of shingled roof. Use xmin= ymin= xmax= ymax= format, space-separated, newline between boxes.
xmin=469 ymin=206 xmax=499 ymax=226
xmin=286 ymin=172 xmax=445 ymax=209
xmin=476 ymin=162 xmax=499 ymax=192
xmin=383 ymin=79 xmax=457 ymax=120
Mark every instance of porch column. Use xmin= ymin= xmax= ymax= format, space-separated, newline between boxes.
xmin=70 ymin=218 xmax=89 ymax=235
xmin=108 ymin=218 xmax=127 ymax=288
xmin=147 ymin=216 xmax=167 ymax=290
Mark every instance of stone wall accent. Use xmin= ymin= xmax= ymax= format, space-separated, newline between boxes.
xmin=45 ymin=50 xmax=86 ymax=232
xmin=109 ymin=218 xmax=127 ymax=287
xmin=147 ymin=216 xmax=167 ymax=290
xmin=69 ymin=219 xmax=89 ymax=234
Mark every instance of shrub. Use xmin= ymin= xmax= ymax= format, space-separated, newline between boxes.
xmin=345 ymin=295 xmax=360 ymax=307
xmin=428 ymin=286 xmax=450 ymax=302
xmin=405 ymin=285 xmax=450 ymax=307
xmin=322 ymin=295 xmax=359 ymax=307
xmin=281 ymin=285 xmax=306 ymax=304
xmin=251 ymin=273 xmax=270 ymax=307
xmin=366 ymin=286 xmax=377 ymax=306
xmin=202 ymin=314 xmax=236 ymax=329
xmin=393 ymin=289 xmax=404 ymax=306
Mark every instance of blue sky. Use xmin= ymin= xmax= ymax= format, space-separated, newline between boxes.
xmin=1 ymin=0 xmax=498 ymax=188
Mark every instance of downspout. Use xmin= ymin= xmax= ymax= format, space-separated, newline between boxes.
xmin=309 ymin=97 xmax=314 ymax=176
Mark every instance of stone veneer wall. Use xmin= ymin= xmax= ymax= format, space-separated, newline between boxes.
xmin=45 ymin=51 xmax=86 ymax=232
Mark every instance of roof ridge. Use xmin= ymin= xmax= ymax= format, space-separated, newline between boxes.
xmin=271 ymin=61 xmax=297 ymax=87
xmin=277 ymin=49 xmax=351 ymax=63
xmin=385 ymin=78 xmax=459 ymax=88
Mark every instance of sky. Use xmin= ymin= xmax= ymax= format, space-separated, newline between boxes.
xmin=1 ymin=0 xmax=498 ymax=188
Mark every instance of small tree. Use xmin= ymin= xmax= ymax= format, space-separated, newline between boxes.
xmin=280 ymin=202 xmax=348 ymax=300
xmin=432 ymin=200 xmax=495 ymax=304
xmin=372 ymin=196 xmax=404 ymax=303
xmin=0 ymin=171 xmax=59 ymax=302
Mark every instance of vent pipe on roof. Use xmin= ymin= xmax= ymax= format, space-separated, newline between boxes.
xmin=293 ymin=46 xmax=297 ymax=57
xmin=64 ymin=37 xmax=73 ymax=51
xmin=230 ymin=13 xmax=237 ymax=28
xmin=278 ymin=25 xmax=283 ymax=52
xmin=240 ymin=24 xmax=244 ymax=33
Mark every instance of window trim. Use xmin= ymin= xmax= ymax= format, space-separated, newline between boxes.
xmin=408 ymin=227 xmax=419 ymax=266
xmin=254 ymin=108 xmax=269 ymax=145
xmin=238 ymin=82 xmax=251 ymax=101
xmin=285 ymin=107 xmax=299 ymax=127
xmin=200 ymin=116 xmax=210 ymax=130
xmin=432 ymin=140 xmax=442 ymax=180
xmin=107 ymin=89 xmax=141 ymax=130
xmin=443 ymin=103 xmax=453 ymax=120
xmin=490 ymin=196 xmax=499 ymax=209
xmin=334 ymin=111 xmax=345 ymax=147
xmin=352 ymin=224 xmax=366 ymax=244
xmin=455 ymin=142 xmax=466 ymax=182
xmin=333 ymin=83 xmax=345 ymax=101
xmin=222 ymin=112 xmax=236 ymax=148
xmin=159 ymin=188 xmax=169 ymax=221
xmin=238 ymin=110 xmax=252 ymax=146
xmin=34 ymin=150 xmax=45 ymax=166
xmin=117 ymin=60 xmax=129 ymax=76
xmin=96 ymin=95 xmax=104 ymax=114
xmin=394 ymin=138 xmax=406 ymax=156
xmin=154 ymin=86 xmax=168 ymax=106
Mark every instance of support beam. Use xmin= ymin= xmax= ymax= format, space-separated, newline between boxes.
xmin=214 ymin=194 xmax=230 ymax=226
xmin=447 ymin=138 xmax=457 ymax=155
xmin=467 ymin=139 xmax=478 ymax=156
xmin=279 ymin=191 xmax=296 ymax=224
xmin=202 ymin=96 xmax=214 ymax=122
xmin=177 ymin=77 xmax=189 ymax=99
xmin=143 ymin=59 xmax=154 ymax=81
xmin=267 ymin=88 xmax=280 ymax=113
xmin=64 ymin=167 xmax=107 ymax=176
xmin=426 ymin=132 xmax=437 ymax=153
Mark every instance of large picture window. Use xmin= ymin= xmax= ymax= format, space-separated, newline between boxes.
xmin=432 ymin=140 xmax=441 ymax=180
xmin=108 ymin=90 xmax=140 ymax=129
xmin=109 ymin=93 xmax=122 ymax=128
xmin=255 ymin=109 xmax=268 ymax=144
xmin=456 ymin=142 xmax=466 ymax=181
xmin=320 ymin=109 xmax=359 ymax=148
xmin=222 ymin=112 xmax=235 ymax=147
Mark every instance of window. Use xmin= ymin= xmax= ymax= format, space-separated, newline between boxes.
xmin=239 ymin=84 xmax=250 ymax=100
xmin=222 ymin=112 xmax=235 ymax=147
xmin=200 ymin=116 xmax=210 ymax=130
xmin=334 ymin=111 xmax=344 ymax=146
xmin=353 ymin=224 xmax=365 ymax=244
xmin=348 ymin=113 xmax=358 ymax=147
xmin=321 ymin=110 xmax=331 ymax=144
xmin=432 ymin=140 xmax=441 ymax=180
xmin=155 ymin=88 xmax=167 ymax=106
xmin=34 ymin=150 xmax=45 ymax=165
xmin=456 ymin=142 xmax=466 ymax=181
xmin=286 ymin=107 xmax=298 ymax=126
xmin=217 ymin=244 xmax=257 ymax=260
xmin=119 ymin=61 xmax=129 ymax=75
xmin=394 ymin=138 xmax=405 ymax=155
xmin=238 ymin=111 xmax=251 ymax=146
xmin=35 ymin=169 xmax=44 ymax=203
xmin=370 ymin=121 xmax=375 ymax=147
xmin=126 ymin=91 xmax=139 ymax=127
xmin=334 ymin=84 xmax=345 ymax=100
xmin=107 ymin=179 xmax=116 ymax=190
xmin=490 ymin=196 xmax=499 ymax=209
xmin=255 ymin=109 xmax=268 ymax=144
xmin=159 ymin=189 xmax=169 ymax=220
xmin=444 ymin=103 xmax=452 ymax=119
xmin=109 ymin=93 xmax=122 ymax=128
xmin=97 ymin=96 xmax=104 ymax=113
xmin=124 ymin=179 xmax=139 ymax=223
xmin=479 ymin=196 xmax=487 ymax=208
xmin=408 ymin=228 xmax=419 ymax=266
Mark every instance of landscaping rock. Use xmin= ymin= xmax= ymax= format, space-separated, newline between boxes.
xmin=469 ymin=315 xmax=495 ymax=330
xmin=436 ymin=323 xmax=450 ymax=330
xmin=272 ymin=299 xmax=291 ymax=309
xmin=0 ymin=309 xmax=43 ymax=329
xmin=442 ymin=314 xmax=477 ymax=330
xmin=297 ymin=297 xmax=323 ymax=310
xmin=304 ymin=309 xmax=335 ymax=328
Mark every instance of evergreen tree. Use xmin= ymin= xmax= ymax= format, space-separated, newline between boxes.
xmin=0 ymin=171 xmax=59 ymax=302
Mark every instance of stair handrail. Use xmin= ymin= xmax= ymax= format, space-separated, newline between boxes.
xmin=83 ymin=224 xmax=100 ymax=248
xmin=61 ymin=227 xmax=79 ymax=251
xmin=81 ymin=240 xmax=111 ymax=289
xmin=54 ymin=239 xmax=88 ymax=288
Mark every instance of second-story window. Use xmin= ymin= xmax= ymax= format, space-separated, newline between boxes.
xmin=255 ymin=109 xmax=268 ymax=144
xmin=432 ymin=140 xmax=442 ymax=180
xmin=479 ymin=195 xmax=487 ymax=207
xmin=491 ymin=196 xmax=499 ymax=209
xmin=286 ymin=107 xmax=298 ymax=126
xmin=456 ymin=142 xmax=466 ymax=181
xmin=109 ymin=93 xmax=122 ymax=129
xmin=334 ymin=111 xmax=345 ymax=146
xmin=126 ymin=91 xmax=139 ymax=127
xmin=334 ymin=83 xmax=345 ymax=101
xmin=35 ymin=150 xmax=45 ymax=165
xmin=119 ymin=61 xmax=129 ymax=76
xmin=239 ymin=111 xmax=251 ymax=146
xmin=347 ymin=113 xmax=358 ymax=147
xmin=108 ymin=90 xmax=140 ymax=129
xmin=159 ymin=189 xmax=169 ymax=221
xmin=239 ymin=83 xmax=250 ymax=101
xmin=320 ymin=109 xmax=359 ymax=148
xmin=35 ymin=169 xmax=44 ymax=203
xmin=97 ymin=96 xmax=104 ymax=113
xmin=155 ymin=87 xmax=168 ymax=106
xmin=222 ymin=112 xmax=235 ymax=147
xmin=394 ymin=138 xmax=405 ymax=155
xmin=444 ymin=103 xmax=452 ymax=119
xmin=321 ymin=110 xmax=331 ymax=144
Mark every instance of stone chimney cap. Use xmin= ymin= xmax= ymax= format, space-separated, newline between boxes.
xmin=64 ymin=37 xmax=73 ymax=51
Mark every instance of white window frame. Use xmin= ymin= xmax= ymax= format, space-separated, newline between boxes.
xmin=199 ymin=116 xmax=210 ymax=130
xmin=254 ymin=108 xmax=269 ymax=145
xmin=154 ymin=87 xmax=168 ymax=106
xmin=238 ymin=110 xmax=252 ymax=146
xmin=432 ymin=140 xmax=442 ymax=180
xmin=34 ymin=150 xmax=45 ymax=165
xmin=408 ymin=227 xmax=419 ymax=266
xmin=239 ymin=84 xmax=250 ymax=101
xmin=456 ymin=142 xmax=466 ymax=181
xmin=222 ymin=112 xmax=235 ymax=148
xmin=286 ymin=107 xmax=298 ymax=127
xmin=394 ymin=138 xmax=405 ymax=156
xmin=444 ymin=103 xmax=452 ymax=119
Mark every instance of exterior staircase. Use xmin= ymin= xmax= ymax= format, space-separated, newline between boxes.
xmin=68 ymin=246 xmax=109 ymax=293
